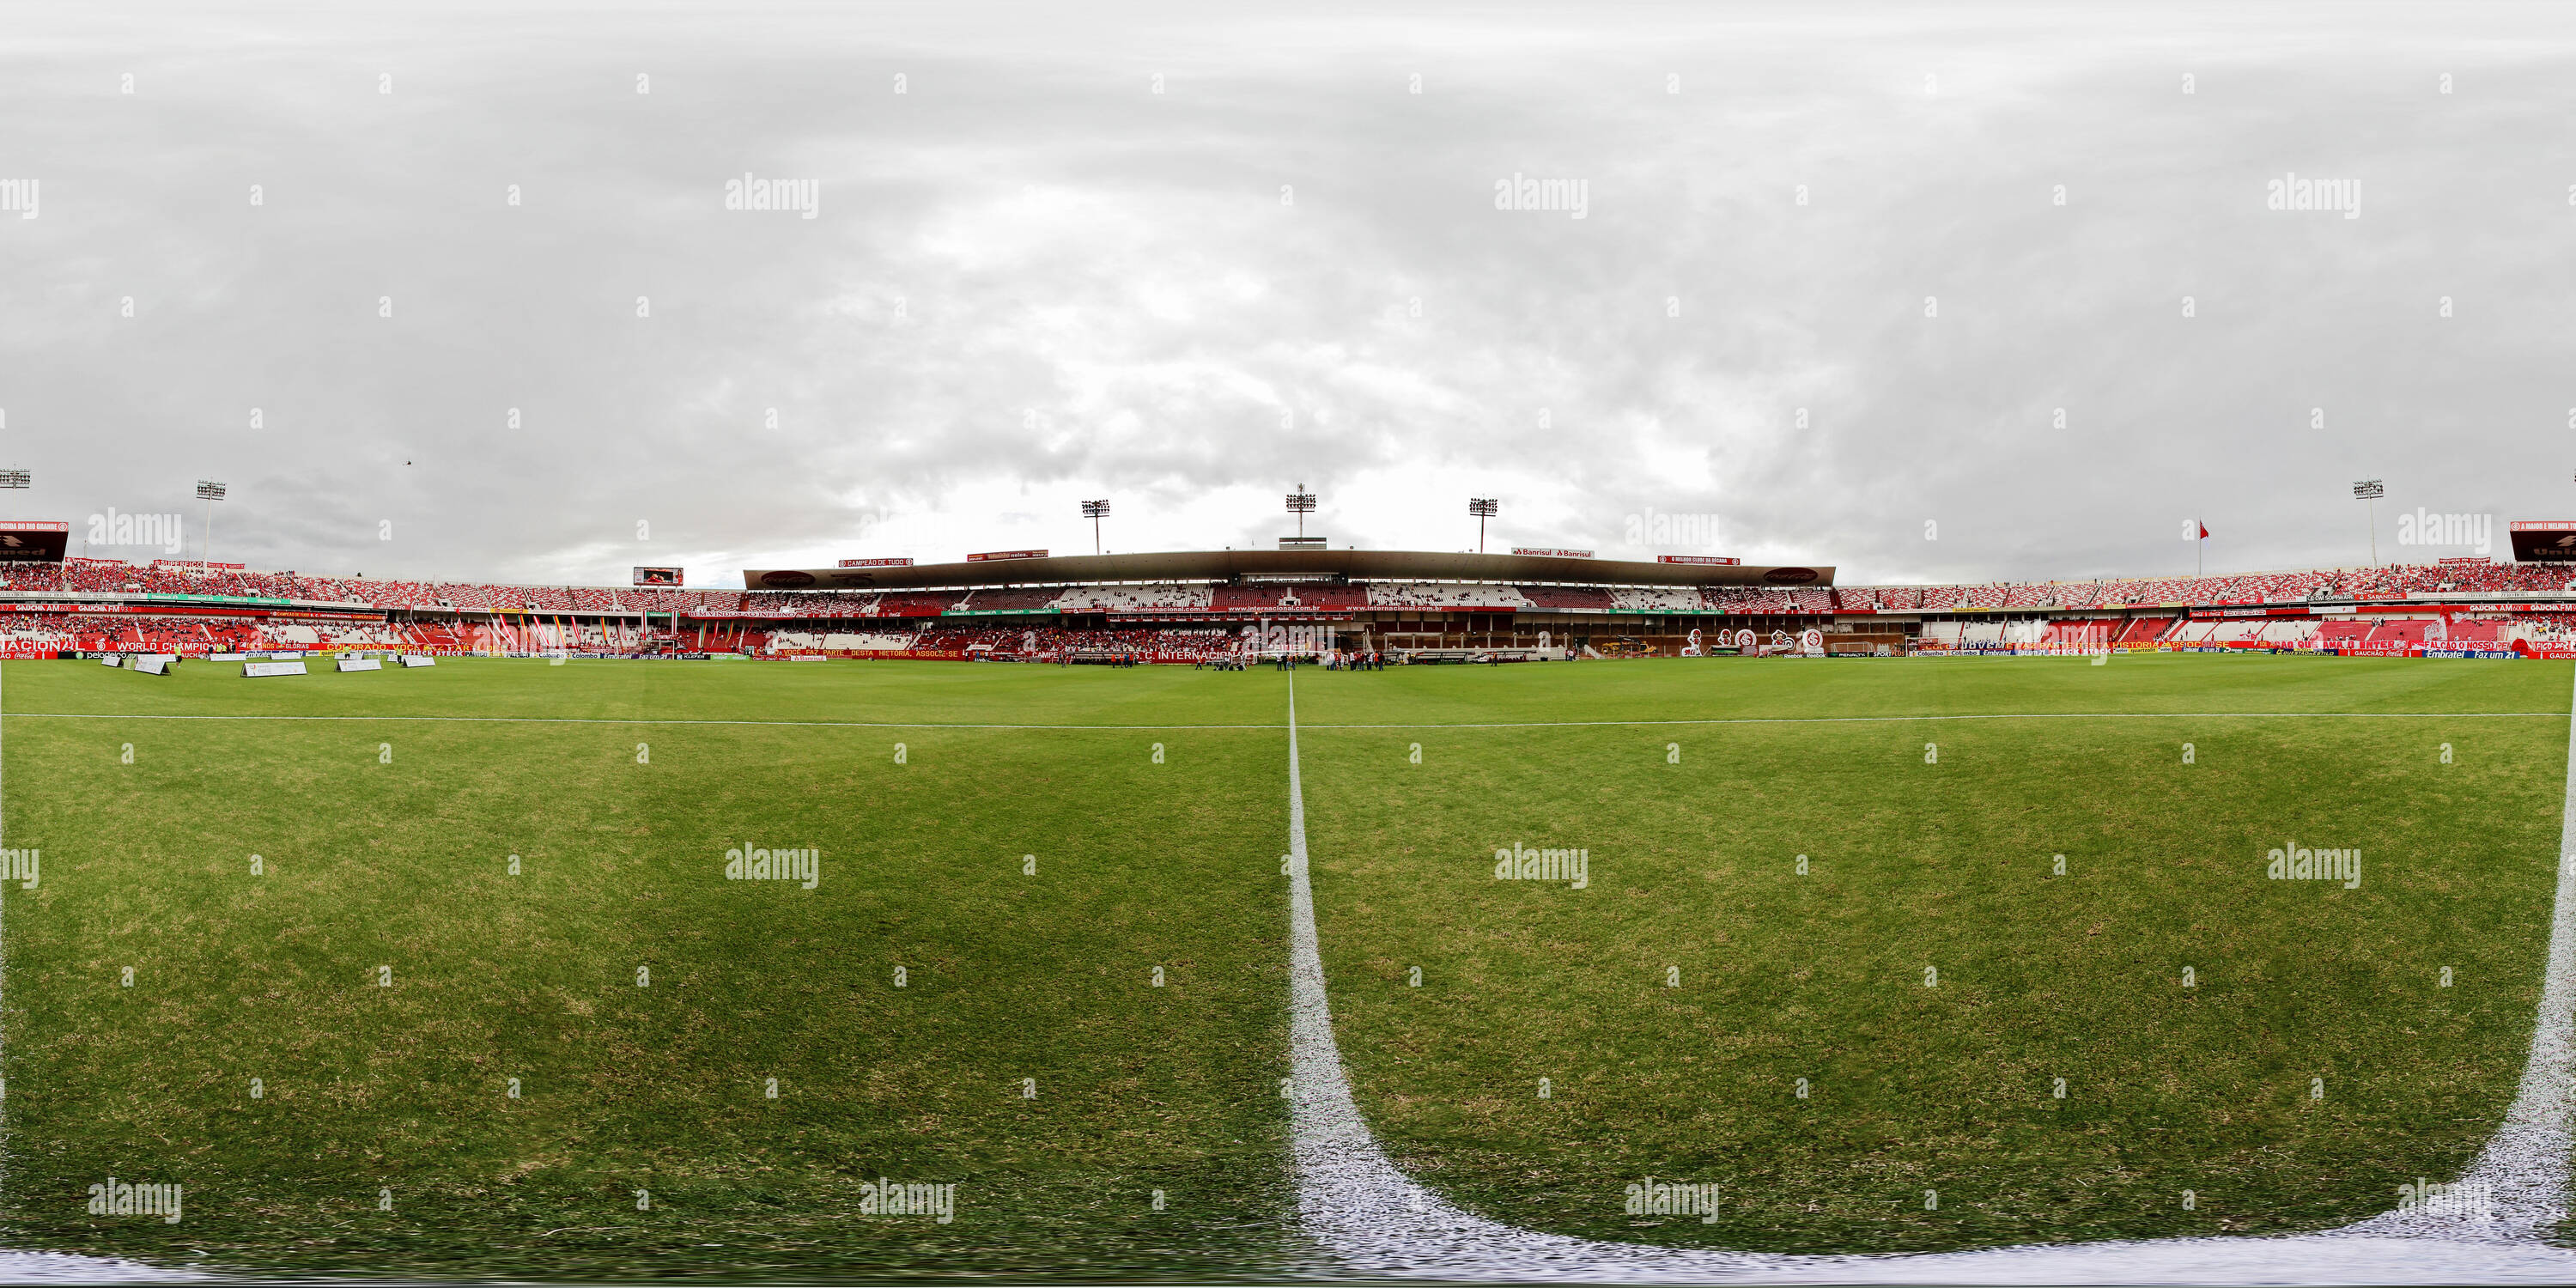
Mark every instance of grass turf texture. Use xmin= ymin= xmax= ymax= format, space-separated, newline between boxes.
xmin=0 ymin=653 xmax=2565 ymax=1273
xmin=0 ymin=659 xmax=1295 ymax=1278
xmin=1295 ymin=654 xmax=2573 ymax=1253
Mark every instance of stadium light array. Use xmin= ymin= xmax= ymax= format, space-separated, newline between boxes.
xmin=2353 ymin=479 xmax=2383 ymax=566
xmin=197 ymin=479 xmax=228 ymax=562
xmin=1468 ymin=497 xmax=1498 ymax=552
xmin=0 ymin=468 xmax=28 ymax=489
xmin=1285 ymin=484 xmax=1316 ymax=538
xmin=1081 ymin=498 xmax=1110 ymax=554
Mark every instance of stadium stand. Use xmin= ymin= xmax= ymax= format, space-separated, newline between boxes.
xmin=6 ymin=553 xmax=2574 ymax=662
xmin=1364 ymin=581 xmax=1534 ymax=610
xmin=960 ymin=586 xmax=1079 ymax=612
xmin=1520 ymin=586 xmax=1617 ymax=611
xmin=1051 ymin=584 xmax=1209 ymax=611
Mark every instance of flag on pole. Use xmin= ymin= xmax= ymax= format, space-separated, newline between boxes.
xmin=2197 ymin=522 xmax=2210 ymax=539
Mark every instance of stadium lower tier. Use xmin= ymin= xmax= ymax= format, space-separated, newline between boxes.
xmin=15 ymin=610 xmax=2576 ymax=661
xmin=10 ymin=558 xmax=2575 ymax=617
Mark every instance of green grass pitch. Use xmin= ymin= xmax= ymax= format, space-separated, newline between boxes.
xmin=0 ymin=653 xmax=2565 ymax=1274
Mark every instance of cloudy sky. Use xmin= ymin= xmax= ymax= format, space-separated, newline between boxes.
xmin=3 ymin=1 xmax=2573 ymax=588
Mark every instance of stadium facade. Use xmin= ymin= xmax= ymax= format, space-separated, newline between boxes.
xmin=3 ymin=538 xmax=2574 ymax=660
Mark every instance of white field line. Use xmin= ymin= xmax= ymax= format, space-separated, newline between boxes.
xmin=2 ymin=714 xmax=1285 ymax=730
xmin=1281 ymin=670 xmax=2576 ymax=1284
xmin=0 ymin=711 xmax=2560 ymax=731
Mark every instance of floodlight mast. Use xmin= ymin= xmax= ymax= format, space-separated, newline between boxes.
xmin=1467 ymin=497 xmax=1498 ymax=553
xmin=1285 ymin=485 xmax=1316 ymax=538
xmin=1080 ymin=499 xmax=1110 ymax=555
xmin=196 ymin=479 xmax=228 ymax=562
xmin=2353 ymin=479 xmax=2384 ymax=566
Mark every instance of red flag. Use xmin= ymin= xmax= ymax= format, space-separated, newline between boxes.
xmin=2197 ymin=523 xmax=2210 ymax=539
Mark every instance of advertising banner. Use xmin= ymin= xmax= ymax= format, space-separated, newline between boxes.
xmin=131 ymin=655 xmax=174 ymax=675
xmin=399 ymin=655 xmax=436 ymax=667
xmin=335 ymin=658 xmax=383 ymax=671
xmin=966 ymin=549 xmax=1048 ymax=562
xmin=837 ymin=557 xmax=914 ymax=568
xmin=244 ymin=660 xmax=308 ymax=677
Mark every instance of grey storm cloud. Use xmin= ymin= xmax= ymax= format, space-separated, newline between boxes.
xmin=3 ymin=1 xmax=2571 ymax=586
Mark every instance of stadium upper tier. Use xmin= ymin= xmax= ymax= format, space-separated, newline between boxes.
xmin=1 ymin=556 xmax=2570 ymax=617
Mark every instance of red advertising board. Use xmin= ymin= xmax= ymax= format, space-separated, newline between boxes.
xmin=967 ymin=549 xmax=1047 ymax=562
xmin=1656 ymin=555 xmax=1742 ymax=566
xmin=838 ymin=557 xmax=914 ymax=568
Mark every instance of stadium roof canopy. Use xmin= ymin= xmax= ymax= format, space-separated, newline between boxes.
xmin=744 ymin=549 xmax=1832 ymax=591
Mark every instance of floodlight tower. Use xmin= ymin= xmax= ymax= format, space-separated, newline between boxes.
xmin=196 ymin=479 xmax=228 ymax=562
xmin=1467 ymin=497 xmax=1498 ymax=552
xmin=1081 ymin=499 xmax=1110 ymax=555
xmin=2353 ymin=479 xmax=2384 ymax=566
xmin=1285 ymin=485 xmax=1316 ymax=538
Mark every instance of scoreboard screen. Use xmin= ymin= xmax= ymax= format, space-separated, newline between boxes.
xmin=2510 ymin=522 xmax=2576 ymax=562
xmin=0 ymin=521 xmax=69 ymax=562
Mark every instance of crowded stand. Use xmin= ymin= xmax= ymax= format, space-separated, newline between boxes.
xmin=7 ymin=550 xmax=2574 ymax=662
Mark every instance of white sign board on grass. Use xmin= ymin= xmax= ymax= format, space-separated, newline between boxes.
xmin=399 ymin=655 xmax=435 ymax=668
xmin=244 ymin=660 xmax=307 ymax=677
xmin=337 ymin=658 xmax=383 ymax=672
xmin=100 ymin=655 xmax=122 ymax=667
xmin=132 ymin=655 xmax=174 ymax=676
